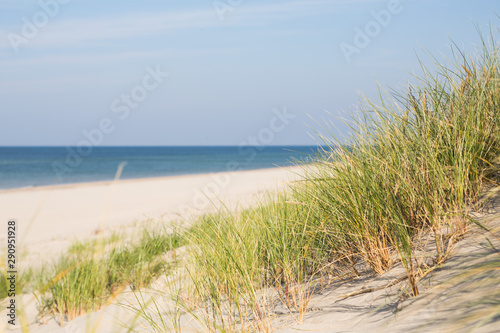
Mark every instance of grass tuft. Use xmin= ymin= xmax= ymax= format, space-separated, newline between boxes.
xmin=38 ymin=228 xmax=185 ymax=321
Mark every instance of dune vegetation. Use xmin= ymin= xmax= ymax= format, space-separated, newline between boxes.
xmin=178 ymin=31 xmax=500 ymax=331
xmin=1 ymin=229 xmax=185 ymax=324
xmin=1 ymin=29 xmax=500 ymax=332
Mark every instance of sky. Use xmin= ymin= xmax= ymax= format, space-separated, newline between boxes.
xmin=0 ymin=0 xmax=498 ymax=146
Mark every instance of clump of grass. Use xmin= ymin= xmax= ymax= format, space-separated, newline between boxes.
xmin=39 ymin=228 xmax=185 ymax=321
xmin=181 ymin=27 xmax=500 ymax=331
xmin=302 ymin=32 xmax=500 ymax=294
xmin=185 ymin=193 xmax=341 ymax=331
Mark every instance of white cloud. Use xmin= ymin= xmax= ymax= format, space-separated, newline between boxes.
xmin=0 ymin=0 xmax=372 ymax=51
xmin=0 ymin=9 xmax=217 ymax=49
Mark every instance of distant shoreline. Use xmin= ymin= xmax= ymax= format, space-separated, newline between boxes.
xmin=0 ymin=164 xmax=303 ymax=193
xmin=0 ymin=145 xmax=318 ymax=191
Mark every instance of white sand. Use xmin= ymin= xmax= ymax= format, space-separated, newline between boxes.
xmin=0 ymin=166 xmax=301 ymax=265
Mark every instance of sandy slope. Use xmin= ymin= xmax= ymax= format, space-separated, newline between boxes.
xmin=273 ymin=193 xmax=500 ymax=333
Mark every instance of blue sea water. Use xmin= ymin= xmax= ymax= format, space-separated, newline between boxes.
xmin=0 ymin=146 xmax=320 ymax=190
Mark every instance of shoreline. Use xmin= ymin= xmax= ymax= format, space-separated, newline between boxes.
xmin=0 ymin=165 xmax=302 ymax=194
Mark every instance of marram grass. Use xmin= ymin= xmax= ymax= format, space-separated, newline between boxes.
xmin=37 ymin=228 xmax=185 ymax=320
xmin=180 ymin=30 xmax=500 ymax=331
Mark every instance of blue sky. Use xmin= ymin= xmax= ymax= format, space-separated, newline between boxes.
xmin=0 ymin=0 xmax=498 ymax=146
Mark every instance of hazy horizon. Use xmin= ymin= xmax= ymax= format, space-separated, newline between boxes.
xmin=0 ymin=144 xmax=322 ymax=147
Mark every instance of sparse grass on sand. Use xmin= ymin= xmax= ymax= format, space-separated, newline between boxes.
xmin=31 ymin=228 xmax=185 ymax=321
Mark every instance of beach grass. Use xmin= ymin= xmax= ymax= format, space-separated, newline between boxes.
xmin=176 ymin=30 xmax=500 ymax=330
xmin=186 ymin=193 xmax=332 ymax=330
xmin=36 ymin=228 xmax=185 ymax=321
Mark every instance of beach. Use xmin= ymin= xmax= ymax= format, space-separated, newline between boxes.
xmin=0 ymin=166 xmax=302 ymax=265
xmin=1 ymin=5 xmax=499 ymax=330
xmin=2 ymin=174 xmax=498 ymax=333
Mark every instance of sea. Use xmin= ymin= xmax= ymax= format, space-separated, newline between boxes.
xmin=0 ymin=146 xmax=320 ymax=190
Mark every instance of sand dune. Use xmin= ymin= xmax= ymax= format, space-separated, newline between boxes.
xmin=1 ymin=168 xmax=499 ymax=333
